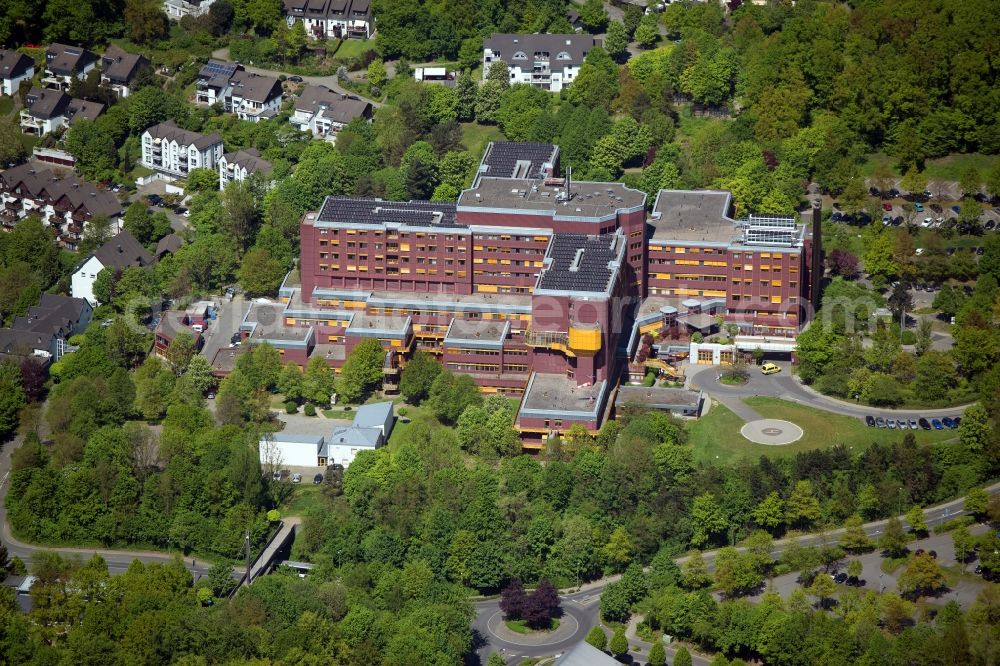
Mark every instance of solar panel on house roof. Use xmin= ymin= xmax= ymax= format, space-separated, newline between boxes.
xmin=537 ymin=234 xmax=619 ymax=292
xmin=200 ymin=60 xmax=239 ymax=79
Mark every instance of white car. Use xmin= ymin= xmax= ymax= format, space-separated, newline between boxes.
xmin=921 ymin=217 xmax=933 ymax=227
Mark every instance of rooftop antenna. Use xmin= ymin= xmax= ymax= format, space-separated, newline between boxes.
xmin=566 ymin=166 xmax=572 ymax=200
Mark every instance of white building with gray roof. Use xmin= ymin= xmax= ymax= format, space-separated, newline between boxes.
xmin=483 ymin=34 xmax=598 ymax=92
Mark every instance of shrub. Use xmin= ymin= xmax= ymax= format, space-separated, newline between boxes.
xmin=285 ymin=401 xmax=298 ymax=414
xmin=901 ymin=330 xmax=917 ymax=345
xmin=643 ymin=371 xmax=657 ymax=387
xmin=398 ymin=407 xmax=408 ymax=416
xmin=692 ymin=332 xmax=704 ymax=343
xmin=304 ymin=403 xmax=316 ymax=416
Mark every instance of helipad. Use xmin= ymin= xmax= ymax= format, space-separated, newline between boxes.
xmin=740 ymin=419 xmax=803 ymax=445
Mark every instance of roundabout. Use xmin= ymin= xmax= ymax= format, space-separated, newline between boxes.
xmin=740 ymin=419 xmax=804 ymax=445
xmin=485 ymin=609 xmax=581 ymax=647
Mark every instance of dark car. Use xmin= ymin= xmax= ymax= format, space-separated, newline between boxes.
xmin=953 ymin=417 xmax=961 ymax=427
xmin=865 ymin=415 xmax=876 ymax=427
xmin=313 ymin=473 xmax=323 ymax=484
xmin=875 ymin=416 xmax=887 ymax=428
xmin=918 ymin=418 xmax=932 ymax=430
xmin=145 ymin=194 xmax=162 ymax=204
xmin=231 ymin=332 xmax=241 ymax=344
xmin=831 ymin=211 xmax=843 ymax=221
xmin=942 ymin=417 xmax=956 ymax=429
xmin=893 ymin=216 xmax=903 ymax=225
xmin=834 ymin=573 xmax=848 ymax=584
xmin=175 ymin=206 xmax=187 ymax=215
xmin=987 ymin=220 xmax=997 ymax=230
xmin=870 ymin=187 xmax=881 ymax=196
xmin=931 ymin=418 xmax=945 ymax=430
xmin=951 ymin=205 xmax=961 ymax=214
xmin=289 ymin=75 xmax=304 ymax=82
xmin=978 ymin=246 xmax=986 ymax=255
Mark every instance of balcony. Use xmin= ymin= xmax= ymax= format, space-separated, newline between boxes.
xmin=525 ymin=328 xmax=568 ymax=348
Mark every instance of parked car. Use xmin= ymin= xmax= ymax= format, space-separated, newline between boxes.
xmin=942 ymin=417 xmax=955 ymax=429
xmin=931 ymin=418 xmax=945 ymax=430
xmin=831 ymin=211 xmax=843 ymax=221
xmin=865 ymin=415 xmax=876 ymax=427
xmin=876 ymin=417 xmax=887 ymax=428
xmin=313 ymin=473 xmax=323 ymax=484
xmin=987 ymin=219 xmax=997 ymax=230
xmin=760 ymin=362 xmax=781 ymax=375
xmin=914 ymin=203 xmax=924 ymax=212
xmin=887 ymin=418 xmax=897 ymax=429
xmin=291 ymin=473 xmax=302 ymax=484
xmin=908 ymin=419 xmax=919 ymax=429
xmin=951 ymin=205 xmax=961 ymax=214
xmin=897 ymin=419 xmax=909 ymax=430
xmin=206 ymin=391 xmax=215 ymax=400
xmin=882 ymin=202 xmax=893 ymax=211
xmin=888 ymin=188 xmax=900 ymax=197
xmin=175 ymin=206 xmax=187 ymax=215
xmin=918 ymin=418 xmax=932 ymax=430
xmin=288 ymin=75 xmax=303 ymax=82
xmin=870 ymin=187 xmax=881 ymax=196
xmin=953 ymin=417 xmax=961 ymax=427
xmin=834 ymin=573 xmax=848 ymax=584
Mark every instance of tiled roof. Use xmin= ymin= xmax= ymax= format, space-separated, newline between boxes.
xmin=45 ymin=43 xmax=96 ymax=76
xmin=484 ymin=33 xmax=597 ymax=68
xmin=295 ymin=85 xmax=371 ymax=124
xmin=222 ymin=147 xmax=273 ymax=174
xmin=0 ymin=163 xmax=122 ymax=219
xmin=23 ymin=87 xmax=70 ymax=120
xmin=143 ymin=120 xmax=222 ymax=151
xmin=100 ymin=45 xmax=150 ymax=84
xmin=0 ymin=49 xmax=33 ymax=80
xmin=230 ymin=72 xmax=282 ymax=104
xmin=92 ymin=229 xmax=154 ymax=270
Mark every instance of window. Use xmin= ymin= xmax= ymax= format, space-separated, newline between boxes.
xmin=513 ymin=51 xmax=527 ymax=60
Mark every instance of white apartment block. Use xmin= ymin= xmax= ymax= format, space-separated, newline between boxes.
xmin=483 ymin=34 xmax=597 ymax=93
xmin=141 ymin=120 xmax=224 ymax=179
xmin=218 ymin=148 xmax=273 ymax=189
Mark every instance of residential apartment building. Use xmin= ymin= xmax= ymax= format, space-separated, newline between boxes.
xmin=290 ymin=85 xmax=372 ymax=138
xmin=226 ymin=141 xmax=814 ymax=444
xmin=483 ymin=34 xmax=598 ymax=92
xmin=163 ymin=0 xmax=216 ymax=18
xmin=229 ymin=72 xmax=283 ymax=121
xmin=140 ymin=120 xmax=224 ymax=179
xmin=0 ymin=49 xmax=34 ymax=96
xmin=19 ymin=87 xmax=105 ymax=136
xmin=218 ymin=147 xmax=273 ymax=189
xmin=71 ymin=230 xmax=154 ymax=305
xmin=0 ymin=163 xmax=123 ymax=249
xmin=194 ymin=61 xmax=282 ymax=121
xmin=0 ymin=294 xmax=93 ymax=363
xmin=282 ymin=0 xmax=373 ymax=40
xmin=42 ymin=43 xmax=96 ymax=91
xmin=100 ymin=45 xmax=151 ymax=98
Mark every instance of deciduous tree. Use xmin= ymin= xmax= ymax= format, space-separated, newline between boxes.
xmin=336 ymin=338 xmax=385 ymax=403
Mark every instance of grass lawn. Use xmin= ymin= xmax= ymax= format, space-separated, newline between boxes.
xmin=461 ymin=122 xmax=503 ymax=154
xmin=280 ymin=484 xmax=327 ymax=517
xmin=861 ymin=151 xmax=999 ymax=182
xmin=0 ymin=95 xmax=14 ymax=117
xmin=504 ymin=618 xmax=560 ymax=634
xmin=689 ymin=397 xmax=958 ymax=465
xmin=334 ymin=39 xmax=372 ymax=60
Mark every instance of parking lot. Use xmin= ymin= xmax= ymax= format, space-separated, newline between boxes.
xmin=133 ymin=180 xmax=190 ymax=232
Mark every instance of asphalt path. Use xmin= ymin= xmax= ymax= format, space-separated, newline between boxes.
xmin=688 ymin=361 xmax=971 ymax=422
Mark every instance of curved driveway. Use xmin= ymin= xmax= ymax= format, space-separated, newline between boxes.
xmin=688 ymin=362 xmax=971 ymax=422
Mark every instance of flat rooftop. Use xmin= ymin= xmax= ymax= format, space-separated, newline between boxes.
xmin=650 ymin=189 xmax=737 ymax=243
xmin=520 ymin=373 xmax=607 ymax=416
xmin=308 ymin=196 xmax=459 ymax=228
xmin=444 ymin=319 xmax=509 ymax=346
xmin=305 ymin=287 xmax=533 ymax=314
xmin=459 ymin=178 xmax=645 ymax=218
xmin=311 ymin=343 xmax=347 ymax=362
xmin=346 ymin=312 xmax=410 ymax=337
xmin=615 ymin=387 xmax=702 ymax=410
xmin=245 ymin=302 xmax=312 ymax=342
xmin=537 ymin=233 xmax=623 ymax=294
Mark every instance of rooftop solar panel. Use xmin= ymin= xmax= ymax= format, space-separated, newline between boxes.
xmin=481 ymin=142 xmax=558 ymax=180
xmin=317 ymin=196 xmax=460 ymax=228
xmin=537 ymin=234 xmax=620 ymax=293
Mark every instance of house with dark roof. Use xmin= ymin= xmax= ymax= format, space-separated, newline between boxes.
xmin=282 ymin=0 xmax=373 ymax=40
xmin=0 ymin=49 xmax=34 ymax=96
xmin=228 ymin=72 xmax=283 ymax=121
xmin=154 ymin=233 xmax=183 ymax=260
xmin=0 ymin=163 xmax=123 ymax=249
xmin=70 ymin=229 xmax=155 ymax=305
xmin=195 ymin=59 xmax=242 ymax=107
xmin=100 ymin=45 xmax=151 ymax=98
xmin=218 ymin=147 xmax=273 ymax=189
xmin=290 ymin=85 xmax=372 ymax=139
xmin=0 ymin=293 xmax=93 ymax=362
xmin=483 ymin=34 xmax=598 ymax=92
xmin=140 ymin=120 xmax=224 ymax=179
xmin=19 ymin=87 xmax=105 ymax=136
xmin=42 ymin=43 xmax=97 ymax=91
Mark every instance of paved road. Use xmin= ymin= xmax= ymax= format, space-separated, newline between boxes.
xmin=200 ymin=295 xmax=251 ymax=368
xmin=0 ymin=407 xmax=219 ymax=580
xmin=210 ymin=47 xmax=381 ymax=106
xmin=469 ymin=480 xmax=1000 ymax=664
xmin=688 ymin=361 xmax=970 ymax=422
